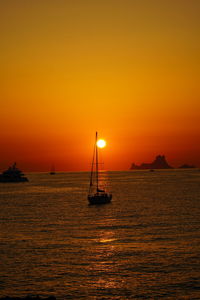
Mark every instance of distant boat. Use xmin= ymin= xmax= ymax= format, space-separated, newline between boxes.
xmin=0 ymin=162 xmax=28 ymax=183
xmin=88 ymin=132 xmax=112 ymax=205
xmin=50 ymin=165 xmax=56 ymax=175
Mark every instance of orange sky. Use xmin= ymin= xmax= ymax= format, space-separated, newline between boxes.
xmin=1 ymin=0 xmax=200 ymax=171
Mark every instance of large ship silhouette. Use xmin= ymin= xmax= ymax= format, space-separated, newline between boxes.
xmin=0 ymin=162 xmax=28 ymax=182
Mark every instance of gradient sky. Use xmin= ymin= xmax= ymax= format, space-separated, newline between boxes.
xmin=1 ymin=0 xmax=200 ymax=171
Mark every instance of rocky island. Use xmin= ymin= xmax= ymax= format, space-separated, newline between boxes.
xmin=130 ymin=155 xmax=173 ymax=170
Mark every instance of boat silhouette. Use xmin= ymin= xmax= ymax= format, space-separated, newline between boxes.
xmin=50 ymin=164 xmax=56 ymax=175
xmin=88 ymin=132 xmax=112 ymax=205
xmin=0 ymin=162 xmax=28 ymax=183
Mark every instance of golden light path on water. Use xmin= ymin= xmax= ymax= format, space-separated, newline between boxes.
xmin=0 ymin=170 xmax=200 ymax=298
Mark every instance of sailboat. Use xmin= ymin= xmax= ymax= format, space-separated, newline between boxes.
xmin=50 ymin=164 xmax=56 ymax=175
xmin=88 ymin=132 xmax=112 ymax=205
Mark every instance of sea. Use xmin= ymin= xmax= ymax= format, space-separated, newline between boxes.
xmin=0 ymin=170 xmax=200 ymax=299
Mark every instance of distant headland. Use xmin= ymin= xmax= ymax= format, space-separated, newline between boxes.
xmin=178 ymin=164 xmax=196 ymax=169
xmin=130 ymin=155 xmax=196 ymax=170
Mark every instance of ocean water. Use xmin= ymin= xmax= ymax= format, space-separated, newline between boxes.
xmin=0 ymin=170 xmax=200 ymax=299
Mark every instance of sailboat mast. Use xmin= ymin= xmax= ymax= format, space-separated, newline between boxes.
xmin=96 ymin=131 xmax=99 ymax=192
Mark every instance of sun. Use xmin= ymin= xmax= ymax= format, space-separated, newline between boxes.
xmin=97 ymin=139 xmax=106 ymax=148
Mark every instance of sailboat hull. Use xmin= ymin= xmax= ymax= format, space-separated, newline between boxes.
xmin=88 ymin=193 xmax=112 ymax=205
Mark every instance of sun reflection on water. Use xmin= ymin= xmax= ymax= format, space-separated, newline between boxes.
xmin=98 ymin=231 xmax=116 ymax=244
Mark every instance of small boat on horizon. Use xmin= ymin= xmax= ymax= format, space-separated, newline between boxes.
xmin=50 ymin=164 xmax=56 ymax=175
xmin=88 ymin=132 xmax=112 ymax=205
xmin=0 ymin=162 xmax=28 ymax=183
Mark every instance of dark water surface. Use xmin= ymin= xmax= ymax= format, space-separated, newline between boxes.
xmin=0 ymin=170 xmax=200 ymax=299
